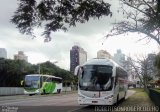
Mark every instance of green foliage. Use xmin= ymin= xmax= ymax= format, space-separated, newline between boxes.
xmin=0 ymin=59 xmax=75 ymax=87
xmin=11 ymin=0 xmax=111 ymax=41
xmin=0 ymin=58 xmax=31 ymax=87
xmin=39 ymin=61 xmax=75 ymax=83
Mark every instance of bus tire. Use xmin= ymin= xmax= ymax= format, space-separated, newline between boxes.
xmin=43 ymin=89 xmax=46 ymax=95
xmin=57 ymin=89 xmax=61 ymax=94
xmin=122 ymin=92 xmax=126 ymax=101
xmin=115 ymin=95 xmax=119 ymax=106
xmin=59 ymin=89 xmax=61 ymax=94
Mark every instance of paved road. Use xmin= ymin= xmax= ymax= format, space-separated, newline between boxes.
xmin=0 ymin=90 xmax=135 ymax=112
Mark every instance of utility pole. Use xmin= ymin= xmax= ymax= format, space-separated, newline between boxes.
xmin=38 ymin=64 xmax=40 ymax=74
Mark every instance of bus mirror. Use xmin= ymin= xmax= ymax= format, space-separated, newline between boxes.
xmin=20 ymin=80 xmax=24 ymax=86
xmin=74 ymin=66 xmax=80 ymax=76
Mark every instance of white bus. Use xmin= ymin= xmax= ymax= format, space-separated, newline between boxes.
xmin=74 ymin=58 xmax=128 ymax=105
xmin=23 ymin=74 xmax=62 ymax=95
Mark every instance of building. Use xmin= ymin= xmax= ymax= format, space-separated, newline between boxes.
xmin=0 ymin=48 xmax=7 ymax=59
xmin=14 ymin=51 xmax=28 ymax=62
xmin=113 ymin=49 xmax=125 ymax=66
xmin=97 ymin=50 xmax=112 ymax=59
xmin=70 ymin=45 xmax=87 ymax=73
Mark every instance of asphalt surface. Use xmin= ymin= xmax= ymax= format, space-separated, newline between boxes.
xmin=0 ymin=90 xmax=135 ymax=112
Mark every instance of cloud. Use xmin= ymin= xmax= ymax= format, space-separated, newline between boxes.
xmin=0 ymin=0 xmax=18 ymax=29
xmin=0 ymin=0 xmax=159 ymax=70
xmin=67 ymin=0 xmax=123 ymax=37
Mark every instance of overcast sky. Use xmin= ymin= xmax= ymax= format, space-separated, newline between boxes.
xmin=0 ymin=0 xmax=159 ymax=70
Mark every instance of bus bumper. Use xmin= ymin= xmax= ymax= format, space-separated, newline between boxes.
xmin=24 ymin=89 xmax=40 ymax=95
xmin=78 ymin=97 xmax=114 ymax=105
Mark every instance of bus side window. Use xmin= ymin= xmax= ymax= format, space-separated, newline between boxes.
xmin=52 ymin=78 xmax=62 ymax=83
xmin=43 ymin=76 xmax=47 ymax=82
xmin=56 ymin=78 xmax=62 ymax=83
xmin=54 ymin=78 xmax=57 ymax=83
xmin=47 ymin=77 xmax=52 ymax=82
xmin=52 ymin=78 xmax=57 ymax=83
xmin=115 ymin=76 xmax=118 ymax=86
xmin=52 ymin=78 xmax=54 ymax=82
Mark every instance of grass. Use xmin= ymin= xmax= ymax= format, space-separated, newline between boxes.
xmin=153 ymin=88 xmax=160 ymax=93
xmin=119 ymin=88 xmax=155 ymax=107
xmin=128 ymin=88 xmax=145 ymax=92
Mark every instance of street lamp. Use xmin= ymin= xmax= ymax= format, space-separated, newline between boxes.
xmin=39 ymin=64 xmax=40 ymax=74
xmin=37 ymin=63 xmax=41 ymax=74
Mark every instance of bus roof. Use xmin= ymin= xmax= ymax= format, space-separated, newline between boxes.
xmin=83 ymin=58 xmax=120 ymax=67
xmin=83 ymin=58 xmax=128 ymax=76
xmin=25 ymin=74 xmax=62 ymax=79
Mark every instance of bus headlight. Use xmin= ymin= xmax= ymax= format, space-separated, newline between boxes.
xmin=78 ymin=94 xmax=85 ymax=99
xmin=105 ymin=95 xmax=113 ymax=99
xmin=35 ymin=89 xmax=39 ymax=93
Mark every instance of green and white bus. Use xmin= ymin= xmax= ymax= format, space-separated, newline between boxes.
xmin=23 ymin=74 xmax=62 ymax=95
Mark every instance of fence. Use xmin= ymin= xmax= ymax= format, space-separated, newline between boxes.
xmin=62 ymin=87 xmax=72 ymax=92
xmin=147 ymin=89 xmax=160 ymax=107
xmin=0 ymin=87 xmax=73 ymax=96
xmin=0 ymin=87 xmax=24 ymax=96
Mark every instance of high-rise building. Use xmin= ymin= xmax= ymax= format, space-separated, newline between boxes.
xmin=14 ymin=51 xmax=28 ymax=62
xmin=0 ymin=48 xmax=7 ymax=59
xmin=97 ymin=50 xmax=112 ymax=59
xmin=113 ymin=49 xmax=125 ymax=66
xmin=70 ymin=45 xmax=87 ymax=73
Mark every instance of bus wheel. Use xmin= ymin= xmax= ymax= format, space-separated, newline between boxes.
xmin=58 ymin=89 xmax=61 ymax=94
xmin=57 ymin=89 xmax=61 ymax=94
xmin=115 ymin=95 xmax=119 ymax=106
xmin=122 ymin=92 xmax=126 ymax=101
xmin=43 ymin=90 xmax=46 ymax=95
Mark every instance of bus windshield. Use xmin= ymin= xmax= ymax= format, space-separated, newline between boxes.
xmin=79 ymin=65 xmax=113 ymax=91
xmin=25 ymin=76 xmax=40 ymax=89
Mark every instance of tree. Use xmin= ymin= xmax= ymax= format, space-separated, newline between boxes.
xmin=0 ymin=59 xmax=32 ymax=87
xmin=106 ymin=0 xmax=160 ymax=45
xmin=38 ymin=61 xmax=75 ymax=83
xmin=127 ymin=55 xmax=157 ymax=88
xmin=155 ymin=52 xmax=160 ymax=69
xmin=11 ymin=0 xmax=111 ymax=41
xmin=155 ymin=52 xmax=160 ymax=78
xmin=0 ymin=59 xmax=75 ymax=87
